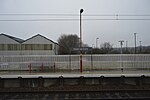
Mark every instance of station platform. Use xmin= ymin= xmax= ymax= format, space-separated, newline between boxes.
xmin=0 ymin=70 xmax=150 ymax=93
xmin=0 ymin=74 xmax=150 ymax=79
xmin=0 ymin=70 xmax=150 ymax=78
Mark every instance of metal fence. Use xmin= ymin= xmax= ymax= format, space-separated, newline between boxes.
xmin=0 ymin=54 xmax=150 ymax=72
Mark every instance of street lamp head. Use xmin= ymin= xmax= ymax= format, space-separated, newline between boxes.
xmin=80 ymin=9 xmax=84 ymax=13
xmin=118 ymin=40 xmax=124 ymax=45
xmin=118 ymin=40 xmax=124 ymax=42
xmin=134 ymin=33 xmax=137 ymax=35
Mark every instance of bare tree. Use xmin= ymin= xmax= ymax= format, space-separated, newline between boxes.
xmin=57 ymin=34 xmax=79 ymax=54
xmin=100 ymin=42 xmax=113 ymax=54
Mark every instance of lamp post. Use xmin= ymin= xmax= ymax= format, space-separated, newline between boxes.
xmin=119 ymin=40 xmax=124 ymax=72
xmin=119 ymin=40 xmax=124 ymax=54
xmin=134 ymin=33 xmax=137 ymax=54
xmin=80 ymin=9 xmax=84 ymax=73
xmin=126 ymin=41 xmax=128 ymax=53
xmin=139 ymin=41 xmax=142 ymax=53
xmin=96 ymin=38 xmax=99 ymax=48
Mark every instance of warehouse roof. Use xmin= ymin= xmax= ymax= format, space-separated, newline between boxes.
xmin=0 ymin=33 xmax=24 ymax=43
xmin=23 ymin=34 xmax=58 ymax=44
xmin=0 ymin=33 xmax=58 ymax=45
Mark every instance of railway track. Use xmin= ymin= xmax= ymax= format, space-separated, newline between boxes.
xmin=0 ymin=74 xmax=150 ymax=99
xmin=0 ymin=91 xmax=150 ymax=100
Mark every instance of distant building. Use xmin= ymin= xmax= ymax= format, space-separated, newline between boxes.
xmin=0 ymin=33 xmax=59 ymax=55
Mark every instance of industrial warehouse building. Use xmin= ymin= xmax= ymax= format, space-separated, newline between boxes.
xmin=0 ymin=33 xmax=59 ymax=55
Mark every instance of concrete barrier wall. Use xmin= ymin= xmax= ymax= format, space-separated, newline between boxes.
xmin=0 ymin=76 xmax=150 ymax=89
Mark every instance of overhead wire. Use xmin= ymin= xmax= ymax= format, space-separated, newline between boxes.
xmin=0 ymin=19 xmax=150 ymax=21
xmin=0 ymin=13 xmax=150 ymax=21
xmin=0 ymin=13 xmax=150 ymax=16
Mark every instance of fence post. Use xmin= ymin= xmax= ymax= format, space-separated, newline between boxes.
xmin=41 ymin=63 xmax=43 ymax=72
xmin=28 ymin=63 xmax=31 ymax=73
xmin=53 ymin=62 xmax=55 ymax=72
xmin=69 ymin=54 xmax=71 ymax=72
xmin=91 ymin=53 xmax=93 ymax=71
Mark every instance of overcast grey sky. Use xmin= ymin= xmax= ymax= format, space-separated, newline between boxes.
xmin=0 ymin=0 xmax=150 ymax=48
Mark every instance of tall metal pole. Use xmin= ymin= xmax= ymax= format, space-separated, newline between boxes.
xmin=126 ymin=41 xmax=128 ymax=53
xmin=80 ymin=9 xmax=83 ymax=73
xmin=96 ymin=38 xmax=99 ymax=48
xmin=119 ymin=40 xmax=124 ymax=72
xmin=139 ymin=41 xmax=142 ymax=53
xmin=134 ymin=33 xmax=137 ymax=54
xmin=119 ymin=40 xmax=124 ymax=54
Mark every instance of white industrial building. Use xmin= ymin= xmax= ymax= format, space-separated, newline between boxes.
xmin=0 ymin=33 xmax=59 ymax=55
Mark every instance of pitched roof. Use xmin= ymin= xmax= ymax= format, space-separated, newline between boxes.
xmin=0 ymin=33 xmax=24 ymax=43
xmin=23 ymin=34 xmax=58 ymax=45
xmin=0 ymin=33 xmax=59 ymax=45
